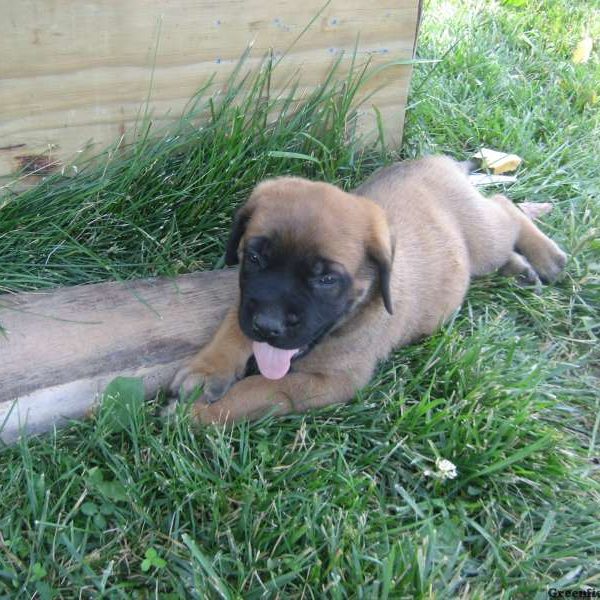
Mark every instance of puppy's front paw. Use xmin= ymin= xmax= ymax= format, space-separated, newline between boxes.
xmin=168 ymin=364 xmax=237 ymax=406
xmin=169 ymin=365 xmax=206 ymax=399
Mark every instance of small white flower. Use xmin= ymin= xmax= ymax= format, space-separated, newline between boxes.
xmin=436 ymin=458 xmax=458 ymax=480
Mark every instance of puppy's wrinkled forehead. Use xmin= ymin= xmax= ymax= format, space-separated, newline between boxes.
xmin=244 ymin=177 xmax=368 ymax=268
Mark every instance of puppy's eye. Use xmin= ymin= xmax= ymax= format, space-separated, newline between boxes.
xmin=246 ymin=251 xmax=260 ymax=264
xmin=317 ymin=274 xmax=339 ymax=286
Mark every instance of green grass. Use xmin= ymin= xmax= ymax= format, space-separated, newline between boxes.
xmin=1 ymin=0 xmax=599 ymax=597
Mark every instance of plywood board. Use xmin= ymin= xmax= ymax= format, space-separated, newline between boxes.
xmin=0 ymin=0 xmax=420 ymax=178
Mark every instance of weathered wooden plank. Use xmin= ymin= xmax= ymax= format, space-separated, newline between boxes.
xmin=0 ymin=0 xmax=420 ymax=177
xmin=0 ymin=269 xmax=238 ymax=442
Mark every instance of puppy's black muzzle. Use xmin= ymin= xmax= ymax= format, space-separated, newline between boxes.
xmin=251 ymin=312 xmax=285 ymax=341
xmin=247 ymin=302 xmax=302 ymax=345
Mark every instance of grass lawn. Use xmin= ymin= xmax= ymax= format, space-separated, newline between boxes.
xmin=1 ymin=0 xmax=599 ymax=597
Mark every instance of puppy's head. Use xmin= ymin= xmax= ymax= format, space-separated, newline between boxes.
xmin=226 ymin=177 xmax=393 ymax=380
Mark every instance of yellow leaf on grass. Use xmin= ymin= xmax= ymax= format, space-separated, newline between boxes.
xmin=572 ymin=36 xmax=593 ymax=64
xmin=473 ymin=148 xmax=523 ymax=175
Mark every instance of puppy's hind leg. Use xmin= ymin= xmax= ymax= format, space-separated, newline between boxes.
xmin=491 ymin=194 xmax=567 ymax=283
xmin=499 ymin=252 xmax=542 ymax=291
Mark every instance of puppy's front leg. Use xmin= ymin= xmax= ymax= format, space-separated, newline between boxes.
xmin=169 ymin=307 xmax=252 ymax=405
xmin=191 ymin=371 xmax=359 ymax=424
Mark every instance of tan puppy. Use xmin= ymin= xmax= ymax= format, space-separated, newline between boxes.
xmin=168 ymin=156 xmax=566 ymax=423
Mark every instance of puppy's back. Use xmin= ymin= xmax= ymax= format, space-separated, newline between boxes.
xmin=355 ymin=156 xmax=519 ymax=276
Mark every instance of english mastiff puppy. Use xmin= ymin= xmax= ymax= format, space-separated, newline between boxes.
xmin=168 ymin=156 xmax=566 ymax=423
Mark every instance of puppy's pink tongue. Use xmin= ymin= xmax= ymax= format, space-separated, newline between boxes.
xmin=253 ymin=341 xmax=298 ymax=380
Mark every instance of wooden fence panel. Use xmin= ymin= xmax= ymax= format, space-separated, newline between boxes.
xmin=0 ymin=0 xmax=420 ymax=177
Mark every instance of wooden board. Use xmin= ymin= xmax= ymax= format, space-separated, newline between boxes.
xmin=0 ymin=269 xmax=238 ymax=443
xmin=0 ymin=0 xmax=421 ymax=178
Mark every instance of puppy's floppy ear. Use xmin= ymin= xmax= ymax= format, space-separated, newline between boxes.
xmin=225 ymin=204 xmax=254 ymax=266
xmin=366 ymin=202 xmax=394 ymax=315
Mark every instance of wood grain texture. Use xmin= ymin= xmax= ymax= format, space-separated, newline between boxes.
xmin=0 ymin=269 xmax=238 ymax=442
xmin=0 ymin=0 xmax=420 ymax=177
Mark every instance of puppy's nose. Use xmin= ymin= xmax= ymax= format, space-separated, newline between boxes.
xmin=252 ymin=313 xmax=285 ymax=340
